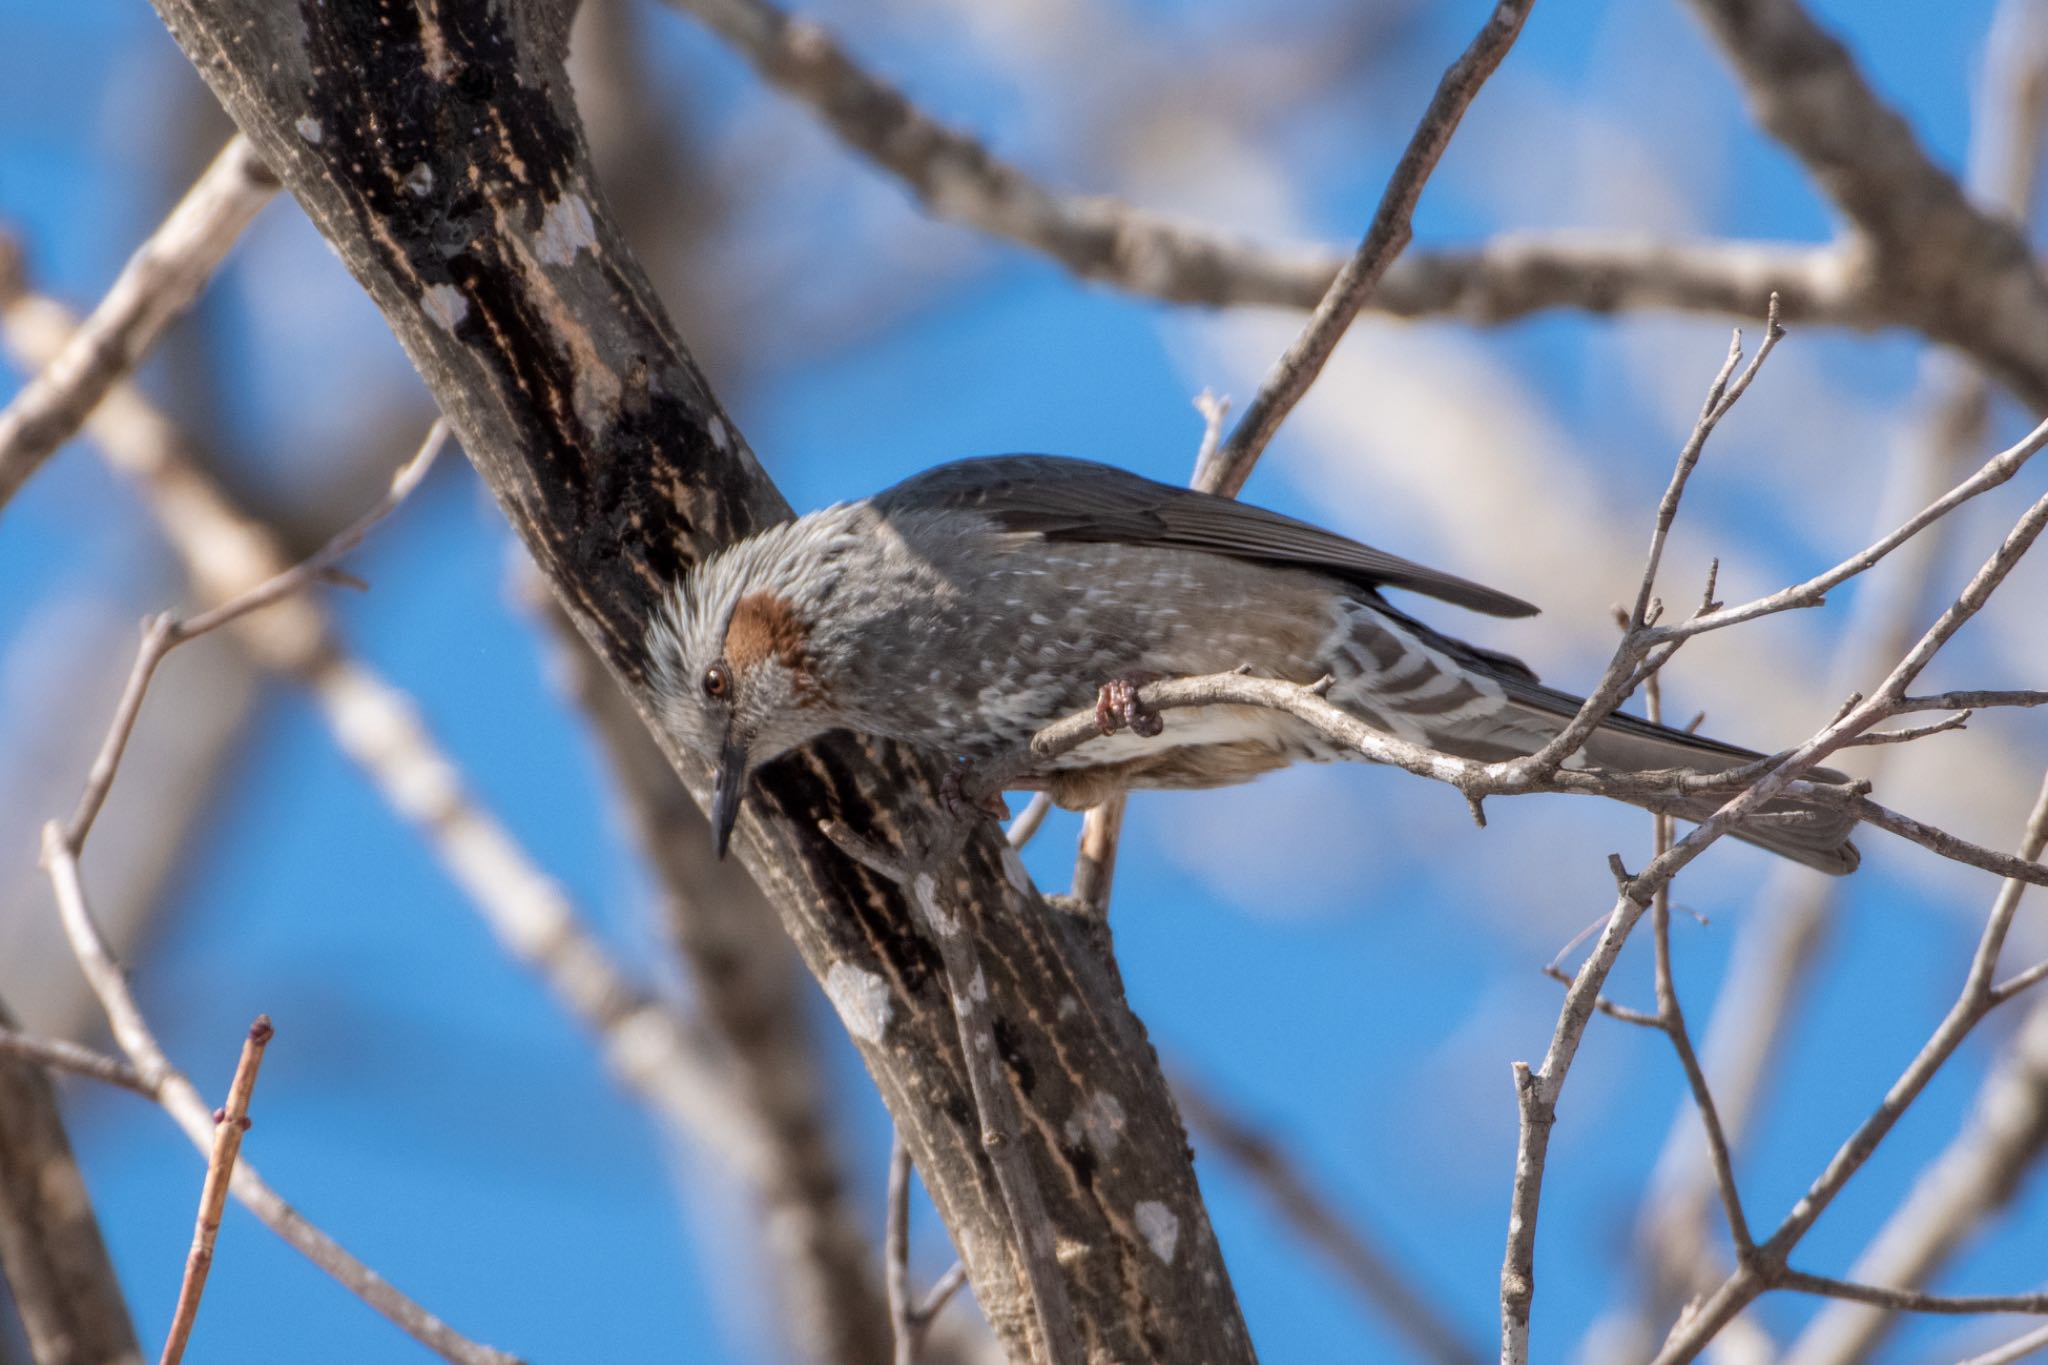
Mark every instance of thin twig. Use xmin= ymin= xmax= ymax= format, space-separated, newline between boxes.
xmin=1989 ymin=957 xmax=2048 ymax=1006
xmin=65 ymin=421 xmax=447 ymax=850
xmin=1640 ymin=667 xmax=1754 ymax=1257
xmin=1005 ymin=792 xmax=1053 ymax=849
xmin=1842 ymin=712 xmax=1971 ymax=747
xmin=887 ymin=1134 xmax=915 ymax=1365
xmin=880 ymin=1136 xmax=965 ymax=1364
xmin=1960 ymin=1320 xmax=2048 ymax=1365
xmin=160 ymin=1015 xmax=274 ymax=1365
xmin=0 ymin=1025 xmax=152 ymax=1097
xmin=1648 ymin=764 xmax=2048 ymax=1364
xmin=1629 ymin=298 xmax=1784 ymax=632
xmin=0 ymin=136 xmax=276 ymax=513
xmin=1774 ymin=1268 xmax=2048 ymax=1315
xmin=912 ymin=1264 xmax=968 ymax=1329
xmin=1540 ymin=966 xmax=1662 ymax=1029
xmin=43 ymin=830 xmax=520 ymax=1365
xmin=1196 ymin=0 xmax=1534 ymax=497
xmin=1648 ymin=413 xmax=2048 ymax=646
xmin=1068 ymin=793 xmax=1125 ymax=920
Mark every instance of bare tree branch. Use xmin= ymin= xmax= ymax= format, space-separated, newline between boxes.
xmin=0 ymin=1001 xmax=144 ymax=1365
xmin=1606 ymin=16 xmax=2048 ymax=1334
xmin=654 ymin=0 xmax=2048 ymax=410
xmin=0 ymin=1025 xmax=150 ymax=1097
xmin=1962 ymin=1320 xmax=2048 ymax=1365
xmin=0 ymin=136 xmax=274 ymax=513
xmin=43 ymin=826 xmax=520 ymax=1365
xmin=1782 ymin=1004 xmax=2048 ymax=1365
xmin=35 ymin=448 xmax=520 ymax=1365
xmin=160 ymin=1015 xmax=273 ymax=1365
xmin=1683 ymin=0 xmax=2048 ymax=407
xmin=1195 ymin=0 xmax=1533 ymax=496
xmin=1649 ymin=765 xmax=2048 ymax=1364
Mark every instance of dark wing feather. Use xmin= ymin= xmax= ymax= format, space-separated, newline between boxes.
xmin=874 ymin=455 xmax=1538 ymax=619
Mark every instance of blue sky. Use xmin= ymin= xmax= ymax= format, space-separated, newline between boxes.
xmin=4 ymin=1 xmax=2046 ymax=1362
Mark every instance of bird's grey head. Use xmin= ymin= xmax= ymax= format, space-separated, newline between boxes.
xmin=647 ymin=511 xmax=863 ymax=857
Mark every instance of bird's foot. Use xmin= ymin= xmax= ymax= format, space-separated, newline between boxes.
xmin=1094 ymin=673 xmax=1164 ymax=738
xmin=940 ymin=758 xmax=1010 ymax=822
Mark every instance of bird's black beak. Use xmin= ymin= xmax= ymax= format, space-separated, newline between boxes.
xmin=710 ymin=736 xmax=749 ymax=860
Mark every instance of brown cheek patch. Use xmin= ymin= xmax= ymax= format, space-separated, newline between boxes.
xmin=725 ymin=592 xmax=810 ymax=681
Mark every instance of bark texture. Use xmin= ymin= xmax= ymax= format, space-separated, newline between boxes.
xmin=0 ymin=1003 xmax=142 ymax=1365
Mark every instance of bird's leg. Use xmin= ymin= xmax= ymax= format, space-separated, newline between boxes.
xmin=940 ymin=757 xmax=1012 ymax=822
xmin=1094 ymin=673 xmax=1164 ymax=738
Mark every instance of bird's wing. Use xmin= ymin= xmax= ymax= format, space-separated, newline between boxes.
xmin=873 ymin=455 xmax=1539 ymax=619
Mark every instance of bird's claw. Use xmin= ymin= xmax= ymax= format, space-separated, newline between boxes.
xmin=941 ymin=759 xmax=1010 ymax=822
xmin=1095 ymin=675 xmax=1163 ymax=738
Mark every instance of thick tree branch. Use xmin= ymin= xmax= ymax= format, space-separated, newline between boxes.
xmin=140 ymin=3 xmax=1247 ymax=1359
xmin=0 ymin=1002 xmax=144 ymax=1365
xmin=1684 ymin=0 xmax=2048 ymax=407
xmin=656 ymin=0 xmax=2048 ymax=408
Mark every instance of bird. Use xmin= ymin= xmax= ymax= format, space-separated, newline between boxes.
xmin=646 ymin=455 xmax=1859 ymax=874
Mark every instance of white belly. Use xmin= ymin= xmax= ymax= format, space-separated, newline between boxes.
xmin=1045 ymin=703 xmax=1326 ymax=767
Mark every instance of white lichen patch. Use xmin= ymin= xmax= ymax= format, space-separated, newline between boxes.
xmin=421 ymin=283 xmax=468 ymax=332
xmin=403 ymin=162 xmax=435 ymax=198
xmin=708 ymin=414 xmax=730 ymax=451
xmin=533 ymin=193 xmax=598 ymax=266
xmin=999 ymin=842 xmax=1033 ymax=895
xmin=824 ymin=962 xmax=893 ymax=1044
xmin=294 ymin=115 xmax=323 ymax=144
xmin=913 ymin=874 xmax=960 ymax=936
xmin=1064 ymin=1091 xmax=1127 ymax=1158
xmin=1134 ymin=1201 xmax=1180 ymax=1265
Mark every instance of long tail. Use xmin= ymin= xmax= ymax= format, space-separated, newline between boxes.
xmin=1340 ymin=603 xmax=1861 ymax=875
xmin=1497 ymin=682 xmax=1859 ymax=875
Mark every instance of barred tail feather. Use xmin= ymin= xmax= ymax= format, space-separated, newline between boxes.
xmin=1331 ymin=601 xmax=1861 ymax=874
xmin=1514 ymin=686 xmax=1860 ymax=876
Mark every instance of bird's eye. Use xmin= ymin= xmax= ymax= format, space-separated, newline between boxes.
xmin=702 ymin=662 xmax=731 ymax=700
